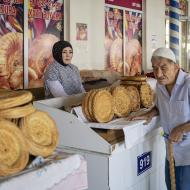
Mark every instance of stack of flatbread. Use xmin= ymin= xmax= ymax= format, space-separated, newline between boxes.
xmin=120 ymin=75 xmax=154 ymax=109
xmin=82 ymin=89 xmax=114 ymax=123
xmin=120 ymin=75 xmax=147 ymax=88
xmin=0 ymin=90 xmax=59 ymax=177
xmin=81 ymin=76 xmax=154 ymax=123
xmin=81 ymin=86 xmax=139 ymax=123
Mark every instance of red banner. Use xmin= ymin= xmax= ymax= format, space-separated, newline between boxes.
xmin=105 ymin=0 xmax=142 ymax=11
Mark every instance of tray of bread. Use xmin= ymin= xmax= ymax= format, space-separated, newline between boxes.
xmin=81 ymin=75 xmax=154 ymax=123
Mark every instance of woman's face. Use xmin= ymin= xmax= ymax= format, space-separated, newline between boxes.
xmin=62 ymin=47 xmax=73 ymax=64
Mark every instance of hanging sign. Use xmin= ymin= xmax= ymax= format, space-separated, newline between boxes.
xmin=105 ymin=0 xmax=142 ymax=11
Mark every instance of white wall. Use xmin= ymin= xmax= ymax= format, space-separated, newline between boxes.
xmin=68 ymin=0 xmax=105 ymax=70
xmin=144 ymin=0 xmax=165 ymax=71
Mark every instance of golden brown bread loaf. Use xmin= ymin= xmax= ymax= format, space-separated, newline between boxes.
xmin=92 ymin=90 xmax=114 ymax=123
xmin=125 ymin=86 xmax=140 ymax=112
xmin=82 ymin=89 xmax=114 ymax=123
xmin=120 ymin=75 xmax=147 ymax=82
xmin=0 ymin=90 xmax=33 ymax=110
xmin=111 ymin=86 xmax=131 ymax=117
xmin=20 ymin=110 xmax=59 ymax=157
xmin=0 ymin=103 xmax=36 ymax=119
xmin=82 ymin=91 xmax=94 ymax=122
xmin=140 ymin=83 xmax=154 ymax=108
xmin=0 ymin=119 xmax=29 ymax=177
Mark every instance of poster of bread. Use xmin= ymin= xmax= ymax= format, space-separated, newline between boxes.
xmin=0 ymin=0 xmax=24 ymax=90
xmin=28 ymin=0 xmax=63 ymax=88
xmin=104 ymin=7 xmax=123 ymax=73
xmin=105 ymin=0 xmax=142 ymax=76
xmin=124 ymin=10 xmax=142 ymax=76
xmin=0 ymin=0 xmax=64 ymax=90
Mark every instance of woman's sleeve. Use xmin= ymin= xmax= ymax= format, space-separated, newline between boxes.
xmin=74 ymin=65 xmax=86 ymax=93
xmin=47 ymin=80 xmax=68 ymax=97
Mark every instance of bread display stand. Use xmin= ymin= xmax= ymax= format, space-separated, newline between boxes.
xmin=34 ymin=91 xmax=167 ymax=190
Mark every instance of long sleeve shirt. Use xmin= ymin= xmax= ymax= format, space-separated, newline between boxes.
xmin=44 ymin=62 xmax=85 ymax=98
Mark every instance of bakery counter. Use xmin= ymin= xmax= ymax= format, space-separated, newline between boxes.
xmin=0 ymin=151 xmax=88 ymax=190
xmin=34 ymin=95 xmax=166 ymax=190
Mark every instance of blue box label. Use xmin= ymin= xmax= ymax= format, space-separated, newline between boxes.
xmin=137 ymin=151 xmax=152 ymax=176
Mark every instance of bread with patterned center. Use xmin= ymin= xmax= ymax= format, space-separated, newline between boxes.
xmin=111 ymin=86 xmax=131 ymax=117
xmin=140 ymin=83 xmax=154 ymax=108
xmin=92 ymin=90 xmax=114 ymax=123
xmin=20 ymin=110 xmax=59 ymax=157
xmin=125 ymin=86 xmax=140 ymax=112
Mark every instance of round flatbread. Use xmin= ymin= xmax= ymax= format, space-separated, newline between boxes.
xmin=0 ymin=103 xmax=36 ymax=119
xmin=88 ymin=90 xmax=98 ymax=122
xmin=92 ymin=90 xmax=114 ymax=123
xmin=120 ymin=75 xmax=147 ymax=82
xmin=0 ymin=90 xmax=33 ymax=110
xmin=140 ymin=83 xmax=154 ymax=108
xmin=0 ymin=119 xmax=29 ymax=177
xmin=120 ymin=81 xmax=147 ymax=88
xmin=82 ymin=91 xmax=93 ymax=122
xmin=125 ymin=86 xmax=140 ymax=112
xmin=111 ymin=86 xmax=131 ymax=117
xmin=20 ymin=110 xmax=59 ymax=157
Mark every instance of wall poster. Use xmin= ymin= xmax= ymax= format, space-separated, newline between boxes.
xmin=28 ymin=0 xmax=64 ymax=88
xmin=0 ymin=0 xmax=64 ymax=90
xmin=0 ymin=0 xmax=24 ymax=89
xmin=105 ymin=6 xmax=123 ymax=73
xmin=124 ymin=10 xmax=142 ymax=76
xmin=76 ymin=23 xmax=87 ymax=41
xmin=104 ymin=3 xmax=142 ymax=76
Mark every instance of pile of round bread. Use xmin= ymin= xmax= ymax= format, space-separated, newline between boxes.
xmin=0 ymin=89 xmax=59 ymax=177
xmin=82 ymin=75 xmax=154 ymax=123
xmin=120 ymin=75 xmax=154 ymax=109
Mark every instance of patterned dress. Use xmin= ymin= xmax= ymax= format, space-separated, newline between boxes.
xmin=44 ymin=62 xmax=84 ymax=98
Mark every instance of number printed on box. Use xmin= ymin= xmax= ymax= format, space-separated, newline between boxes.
xmin=137 ymin=151 xmax=152 ymax=176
